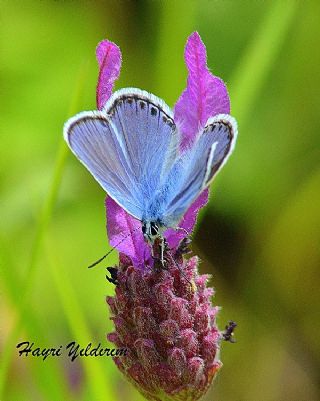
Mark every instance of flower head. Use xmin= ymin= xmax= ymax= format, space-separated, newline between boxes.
xmin=95 ymin=32 xmax=233 ymax=400
xmin=107 ymin=247 xmax=222 ymax=401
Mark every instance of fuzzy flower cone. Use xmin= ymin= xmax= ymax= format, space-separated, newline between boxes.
xmin=107 ymin=245 xmax=222 ymax=401
xmin=94 ymin=32 xmax=235 ymax=401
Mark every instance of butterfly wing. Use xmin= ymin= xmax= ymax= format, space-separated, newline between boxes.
xmin=163 ymin=114 xmax=238 ymax=226
xmin=103 ymin=88 xmax=179 ymax=198
xmin=64 ymin=88 xmax=179 ymax=220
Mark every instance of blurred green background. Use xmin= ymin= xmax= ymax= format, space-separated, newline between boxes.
xmin=1 ymin=1 xmax=319 ymax=400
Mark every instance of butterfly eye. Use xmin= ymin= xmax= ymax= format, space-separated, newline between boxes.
xmin=150 ymin=222 xmax=159 ymax=236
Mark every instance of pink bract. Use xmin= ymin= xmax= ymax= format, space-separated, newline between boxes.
xmin=106 ymin=197 xmax=153 ymax=269
xmin=174 ymin=31 xmax=230 ymax=149
xmin=96 ymin=40 xmax=122 ymax=110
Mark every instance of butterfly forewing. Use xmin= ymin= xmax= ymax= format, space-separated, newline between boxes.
xmin=64 ymin=89 xmax=179 ymax=221
xmin=104 ymin=89 xmax=179 ymax=196
xmin=65 ymin=112 xmax=143 ymax=218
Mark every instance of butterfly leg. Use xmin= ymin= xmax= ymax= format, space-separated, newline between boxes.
xmin=150 ymin=243 xmax=155 ymax=259
xmin=160 ymin=236 xmax=165 ymax=266
xmin=222 ymin=321 xmax=237 ymax=343
xmin=160 ymin=236 xmax=172 ymax=268
xmin=106 ymin=266 xmax=119 ymax=285
xmin=151 ymin=236 xmax=169 ymax=270
xmin=175 ymin=237 xmax=192 ymax=258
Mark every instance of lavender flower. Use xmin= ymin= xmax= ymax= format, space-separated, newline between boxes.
xmin=95 ymin=32 xmax=232 ymax=400
xmin=107 ymin=251 xmax=221 ymax=401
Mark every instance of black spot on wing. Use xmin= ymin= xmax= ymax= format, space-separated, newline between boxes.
xmin=107 ymin=93 xmax=175 ymax=129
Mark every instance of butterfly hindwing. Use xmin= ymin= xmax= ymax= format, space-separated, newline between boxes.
xmin=203 ymin=114 xmax=237 ymax=186
xmin=163 ymin=114 xmax=237 ymax=226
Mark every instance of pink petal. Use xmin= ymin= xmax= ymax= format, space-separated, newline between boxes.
xmin=165 ymin=189 xmax=209 ymax=249
xmin=96 ymin=40 xmax=122 ymax=110
xmin=174 ymin=32 xmax=230 ymax=149
xmin=105 ymin=197 xmax=152 ymax=269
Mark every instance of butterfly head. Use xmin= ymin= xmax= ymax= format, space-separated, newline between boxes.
xmin=142 ymin=221 xmax=163 ymax=244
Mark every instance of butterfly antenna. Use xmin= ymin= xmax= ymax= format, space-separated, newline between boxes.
xmin=87 ymin=249 xmax=114 ymax=269
xmin=172 ymin=253 xmax=193 ymax=287
xmin=176 ymin=226 xmax=190 ymax=237
xmin=87 ymin=226 xmax=141 ymax=269
xmin=164 ymin=241 xmax=193 ymax=288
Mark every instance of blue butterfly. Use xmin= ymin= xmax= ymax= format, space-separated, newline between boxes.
xmin=64 ymin=88 xmax=237 ymax=250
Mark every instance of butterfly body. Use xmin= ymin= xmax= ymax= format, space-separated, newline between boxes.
xmin=142 ymin=220 xmax=165 ymax=245
xmin=64 ymin=88 xmax=237 ymax=246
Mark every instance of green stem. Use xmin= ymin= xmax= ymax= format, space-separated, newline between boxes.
xmin=200 ymin=0 xmax=297 ymax=222
xmin=0 ymin=236 xmax=72 ymax=401
xmin=45 ymin=239 xmax=115 ymax=400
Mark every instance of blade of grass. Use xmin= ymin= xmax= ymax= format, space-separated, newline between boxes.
xmin=153 ymin=0 xmax=197 ymax=104
xmin=262 ymin=166 xmax=320 ymax=302
xmin=0 ymin=61 xmax=89 ymax=397
xmin=229 ymin=0 xmax=297 ymax=124
xmin=44 ymin=238 xmax=116 ymax=401
xmin=198 ymin=0 xmax=297 ymax=224
xmin=0 ymin=235 xmax=72 ymax=401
